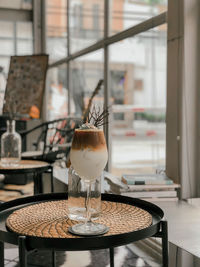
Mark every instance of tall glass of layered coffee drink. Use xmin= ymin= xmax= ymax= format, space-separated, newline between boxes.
xmin=69 ymin=125 xmax=109 ymax=236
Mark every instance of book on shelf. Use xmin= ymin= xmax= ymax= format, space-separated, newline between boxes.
xmin=121 ymin=173 xmax=174 ymax=185
xmin=121 ymin=190 xmax=177 ymax=198
xmin=140 ymin=197 xmax=179 ymax=202
xmin=122 ymin=183 xmax=180 ymax=192
xmin=103 ymin=171 xmax=129 ymax=194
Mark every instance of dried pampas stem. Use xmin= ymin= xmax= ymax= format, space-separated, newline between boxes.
xmin=82 ymin=79 xmax=104 ymax=123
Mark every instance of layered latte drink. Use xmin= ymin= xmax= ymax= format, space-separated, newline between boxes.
xmin=68 ymin=107 xmax=110 ymax=235
xmin=70 ymin=127 xmax=108 ymax=182
xmin=68 ymin=125 xmax=108 ymax=221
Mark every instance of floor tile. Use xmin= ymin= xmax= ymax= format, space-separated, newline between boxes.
xmin=4 ymin=248 xmax=18 ymax=261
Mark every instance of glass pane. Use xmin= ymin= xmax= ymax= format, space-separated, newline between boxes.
xmin=0 ymin=40 xmax=14 ymax=55
xmin=0 ymin=0 xmax=32 ymax=9
xmin=17 ymin=22 xmax=33 ymax=39
xmin=69 ymin=0 xmax=104 ymax=53
xmin=0 ymin=22 xmax=13 ymax=37
xmin=70 ymin=50 xmax=104 ymax=118
xmin=17 ymin=40 xmax=33 ymax=54
xmin=0 ymin=58 xmax=8 ymax=114
xmin=0 ymin=57 xmax=10 ymax=74
xmin=46 ymin=65 xmax=69 ymax=120
xmin=110 ymin=25 xmax=167 ymax=176
xmin=109 ymin=0 xmax=167 ymax=35
xmin=46 ymin=0 xmax=67 ymax=62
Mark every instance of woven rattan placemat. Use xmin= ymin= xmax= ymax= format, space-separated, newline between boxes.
xmin=6 ymin=200 xmax=152 ymax=238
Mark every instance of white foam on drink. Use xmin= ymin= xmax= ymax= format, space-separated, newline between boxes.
xmin=70 ymin=148 xmax=108 ymax=182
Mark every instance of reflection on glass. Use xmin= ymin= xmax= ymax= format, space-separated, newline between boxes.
xmin=46 ymin=0 xmax=67 ymax=61
xmin=0 ymin=0 xmax=32 ymax=9
xmin=69 ymin=0 xmax=104 ymax=53
xmin=70 ymin=50 xmax=104 ymax=117
xmin=109 ymin=0 xmax=167 ymax=35
xmin=17 ymin=41 xmax=33 ymax=55
xmin=0 ymin=22 xmax=13 ymax=37
xmin=46 ymin=51 xmax=104 ymax=120
xmin=0 ymin=40 xmax=14 ymax=56
xmin=17 ymin=22 xmax=33 ymax=39
xmin=46 ymin=65 xmax=72 ymax=120
xmin=110 ymin=26 xmax=167 ymax=176
xmin=0 ymin=62 xmax=7 ymax=114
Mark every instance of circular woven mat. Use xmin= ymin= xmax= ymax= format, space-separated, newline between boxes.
xmin=6 ymin=200 xmax=152 ymax=238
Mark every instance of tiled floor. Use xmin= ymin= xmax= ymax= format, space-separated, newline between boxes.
xmin=0 ymin=181 xmax=33 ymax=202
xmin=4 ymin=246 xmax=153 ymax=267
xmin=4 ymin=248 xmax=19 ymax=267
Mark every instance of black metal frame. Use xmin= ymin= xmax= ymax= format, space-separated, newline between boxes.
xmin=0 ymin=193 xmax=168 ymax=267
xmin=0 ymin=164 xmax=53 ymax=195
xmin=20 ymin=117 xmax=82 ymax=163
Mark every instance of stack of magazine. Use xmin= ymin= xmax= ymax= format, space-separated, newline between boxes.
xmin=121 ymin=173 xmax=180 ymax=201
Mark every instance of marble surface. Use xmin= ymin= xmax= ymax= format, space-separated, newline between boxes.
xmin=154 ymin=200 xmax=200 ymax=258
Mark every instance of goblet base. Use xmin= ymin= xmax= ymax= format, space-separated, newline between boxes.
xmin=68 ymin=222 xmax=109 ymax=236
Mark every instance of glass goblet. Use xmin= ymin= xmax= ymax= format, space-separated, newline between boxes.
xmin=68 ymin=128 xmax=109 ymax=236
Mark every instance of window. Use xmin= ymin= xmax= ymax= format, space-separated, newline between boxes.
xmin=46 ymin=65 xmax=69 ymax=121
xmin=46 ymin=0 xmax=67 ymax=61
xmin=69 ymin=0 xmax=104 ymax=53
xmin=109 ymin=27 xmax=167 ymax=176
xmin=0 ymin=18 xmax=33 ymax=114
xmin=47 ymin=0 xmax=168 ymax=175
xmin=70 ymin=50 xmax=104 ymax=116
xmin=0 ymin=0 xmax=32 ymax=9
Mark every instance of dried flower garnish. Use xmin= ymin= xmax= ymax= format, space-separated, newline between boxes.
xmin=87 ymin=105 xmax=110 ymax=128
xmin=82 ymin=79 xmax=103 ymax=124
xmin=81 ymin=79 xmax=110 ymax=129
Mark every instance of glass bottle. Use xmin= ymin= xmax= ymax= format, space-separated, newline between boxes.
xmin=67 ymin=165 xmax=101 ymax=221
xmin=1 ymin=120 xmax=22 ymax=167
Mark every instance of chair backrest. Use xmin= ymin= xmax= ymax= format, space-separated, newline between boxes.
xmin=21 ymin=116 xmax=82 ymax=163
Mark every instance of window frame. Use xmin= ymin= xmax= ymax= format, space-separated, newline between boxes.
xmin=46 ymin=0 xmax=168 ymax=173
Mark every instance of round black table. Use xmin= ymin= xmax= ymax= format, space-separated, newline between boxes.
xmin=0 ymin=160 xmax=53 ymax=195
xmin=0 ymin=193 xmax=168 ymax=267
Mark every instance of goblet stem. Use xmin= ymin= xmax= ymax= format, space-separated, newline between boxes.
xmin=85 ymin=181 xmax=92 ymax=223
xmin=68 ymin=175 xmax=109 ymax=236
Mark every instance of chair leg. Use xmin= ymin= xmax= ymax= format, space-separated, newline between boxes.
xmin=18 ymin=236 xmax=27 ymax=267
xmin=109 ymin=247 xmax=114 ymax=267
xmin=52 ymin=250 xmax=56 ymax=267
xmin=0 ymin=241 xmax=4 ymax=267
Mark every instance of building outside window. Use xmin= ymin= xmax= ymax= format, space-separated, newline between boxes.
xmin=46 ymin=0 xmax=167 ymax=176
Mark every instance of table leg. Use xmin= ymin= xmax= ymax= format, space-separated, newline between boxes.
xmin=18 ymin=236 xmax=27 ymax=267
xmin=161 ymin=221 xmax=168 ymax=267
xmin=50 ymin=166 xmax=54 ymax=193
xmin=109 ymin=247 xmax=114 ymax=267
xmin=33 ymin=173 xmax=43 ymax=194
xmin=33 ymin=172 xmax=38 ymax=194
xmin=52 ymin=250 xmax=56 ymax=267
xmin=0 ymin=241 xmax=4 ymax=267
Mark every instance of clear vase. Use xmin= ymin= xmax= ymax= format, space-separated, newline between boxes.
xmin=1 ymin=120 xmax=22 ymax=167
xmin=67 ymin=166 xmax=101 ymax=221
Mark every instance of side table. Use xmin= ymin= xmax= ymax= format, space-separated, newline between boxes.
xmin=0 ymin=160 xmax=53 ymax=194
xmin=0 ymin=193 xmax=168 ymax=267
